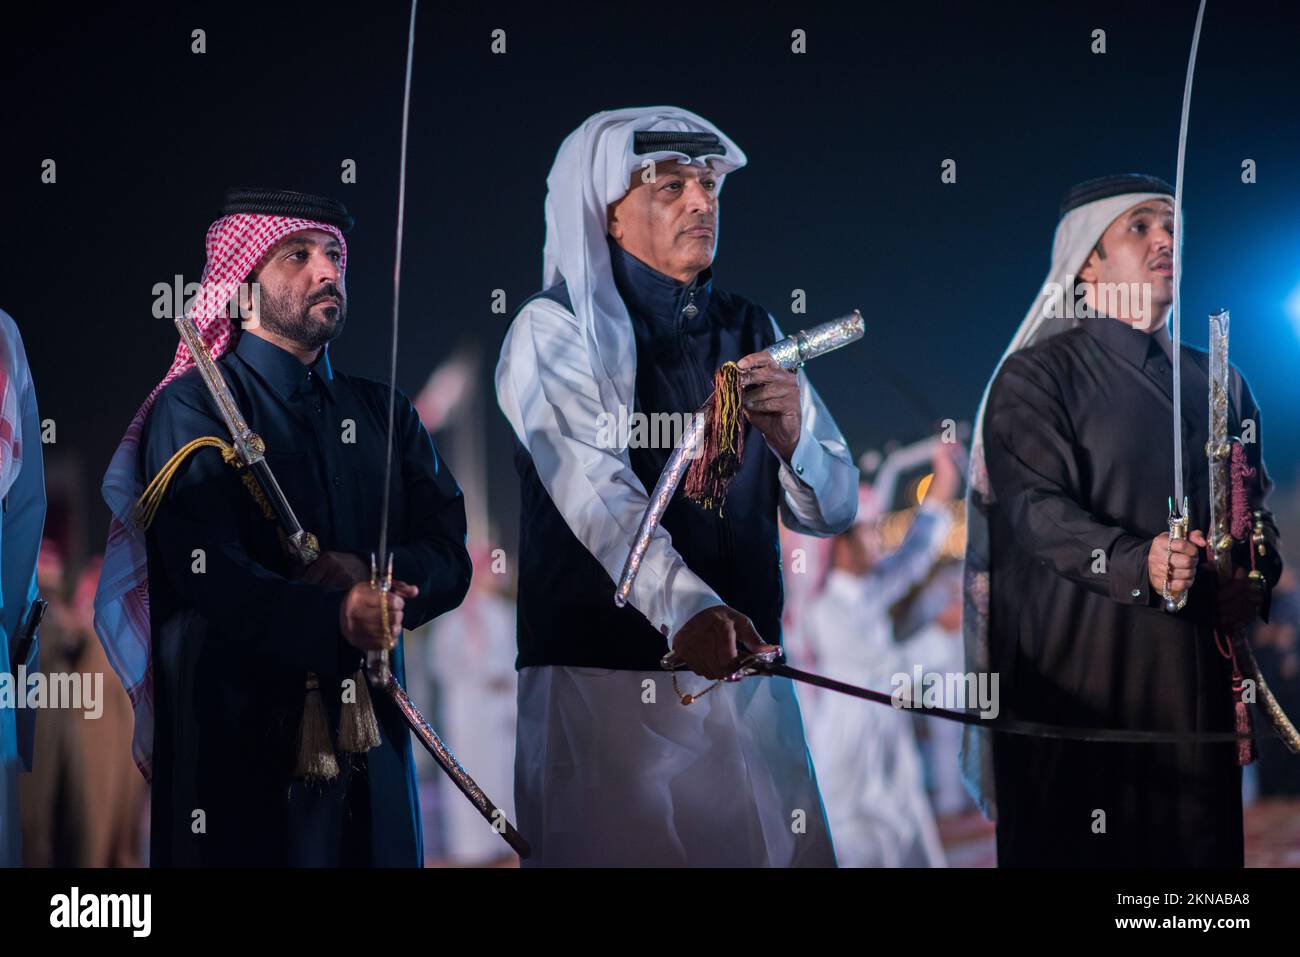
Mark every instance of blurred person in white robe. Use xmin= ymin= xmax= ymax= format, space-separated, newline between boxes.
xmin=408 ymin=347 xmax=518 ymax=865
xmin=426 ymin=559 xmax=518 ymax=866
xmin=901 ymin=564 xmax=970 ymax=818
xmin=803 ymin=440 xmax=958 ymax=866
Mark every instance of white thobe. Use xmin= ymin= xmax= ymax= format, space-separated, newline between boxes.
xmin=802 ymin=504 xmax=952 ymax=867
xmin=497 ymin=297 xmax=858 ymax=866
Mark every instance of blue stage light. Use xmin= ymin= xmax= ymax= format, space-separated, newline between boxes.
xmin=1286 ymin=282 xmax=1300 ymax=339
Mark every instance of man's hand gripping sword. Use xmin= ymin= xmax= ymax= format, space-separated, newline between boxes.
xmin=614 ymin=311 xmax=865 ymax=608
xmin=367 ymin=553 xmax=395 ymax=688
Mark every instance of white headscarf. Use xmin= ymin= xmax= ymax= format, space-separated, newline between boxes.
xmin=541 ymin=106 xmax=747 ymax=425
xmin=959 ymin=190 xmax=1172 ymax=819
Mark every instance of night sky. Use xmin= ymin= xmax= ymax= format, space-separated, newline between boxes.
xmin=3 ymin=0 xmax=1298 ymax=569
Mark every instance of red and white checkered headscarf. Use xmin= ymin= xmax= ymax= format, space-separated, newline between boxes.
xmin=93 ymin=213 xmax=347 ymax=781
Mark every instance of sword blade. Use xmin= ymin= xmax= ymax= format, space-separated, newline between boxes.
xmin=1170 ymin=0 xmax=1208 ymax=513
xmin=368 ymin=0 xmax=419 ymax=683
xmin=378 ymin=0 xmax=418 ymax=566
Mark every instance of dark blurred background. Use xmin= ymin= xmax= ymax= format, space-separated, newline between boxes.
xmin=2 ymin=0 xmax=1298 ymax=569
xmin=5 ymin=0 xmax=1300 ymax=870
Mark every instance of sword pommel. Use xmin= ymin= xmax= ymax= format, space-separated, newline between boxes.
xmin=289 ymin=530 xmax=320 ymax=566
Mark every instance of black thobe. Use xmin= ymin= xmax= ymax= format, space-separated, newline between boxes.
xmin=141 ymin=332 xmax=471 ymax=866
xmin=983 ymin=313 xmax=1282 ymax=867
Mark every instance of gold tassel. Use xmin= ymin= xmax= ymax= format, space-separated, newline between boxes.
xmin=338 ymin=669 xmax=382 ymax=753
xmin=683 ymin=362 xmax=746 ymax=512
xmin=133 ymin=436 xmax=240 ymax=529
xmin=137 ymin=435 xmax=354 ymax=779
xmin=294 ymin=672 xmax=339 ymax=782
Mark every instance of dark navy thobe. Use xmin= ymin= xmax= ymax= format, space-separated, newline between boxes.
xmin=141 ymin=332 xmax=471 ymax=866
xmin=984 ymin=313 xmax=1282 ymax=866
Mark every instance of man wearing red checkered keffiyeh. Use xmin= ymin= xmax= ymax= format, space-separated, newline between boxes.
xmin=93 ymin=188 xmax=471 ymax=866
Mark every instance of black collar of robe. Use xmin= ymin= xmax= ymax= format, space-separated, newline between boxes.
xmin=606 ymin=236 xmax=713 ymax=331
xmin=1080 ymin=313 xmax=1171 ymax=374
xmin=232 ymin=331 xmax=337 ymax=402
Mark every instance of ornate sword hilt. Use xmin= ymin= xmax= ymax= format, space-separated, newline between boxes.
xmin=367 ymin=552 xmax=395 ymax=689
xmin=1163 ymin=496 xmax=1191 ymax=613
xmin=659 ymin=647 xmax=779 ymax=681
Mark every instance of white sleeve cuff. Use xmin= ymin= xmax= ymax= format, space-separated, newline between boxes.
xmin=661 ymin=565 xmax=727 ymax=648
xmin=779 ymin=426 xmax=829 ymax=495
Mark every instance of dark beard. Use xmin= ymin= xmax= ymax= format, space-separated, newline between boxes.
xmin=257 ymin=283 xmax=347 ymax=350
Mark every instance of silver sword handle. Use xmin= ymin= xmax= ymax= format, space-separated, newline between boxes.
xmin=766 ymin=311 xmax=864 ymax=370
xmin=614 ymin=310 xmax=866 ymax=609
xmin=366 ymin=552 xmax=394 ymax=688
xmin=1163 ymin=497 xmax=1191 ymax=613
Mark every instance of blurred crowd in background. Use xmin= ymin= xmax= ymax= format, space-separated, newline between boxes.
xmin=19 ymin=376 xmax=1300 ymax=867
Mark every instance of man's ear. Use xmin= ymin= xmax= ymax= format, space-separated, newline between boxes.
xmin=236 ymin=269 xmax=261 ymax=326
xmin=606 ymin=203 xmax=623 ymax=241
xmin=1077 ymin=250 xmax=1099 ymax=284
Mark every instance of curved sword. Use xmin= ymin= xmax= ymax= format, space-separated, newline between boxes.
xmin=1160 ymin=6 xmax=1298 ymax=755
xmin=662 ymin=651 xmax=1257 ymax=746
xmin=1163 ymin=0 xmax=1207 ymax=613
xmin=364 ymin=0 xmax=417 ymax=688
xmin=366 ymin=0 xmax=531 ymax=858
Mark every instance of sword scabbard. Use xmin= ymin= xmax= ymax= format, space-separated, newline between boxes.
xmin=174 ymin=313 xmax=319 ymax=567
